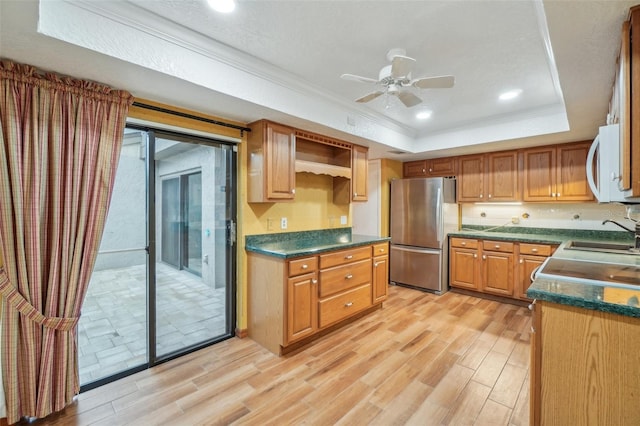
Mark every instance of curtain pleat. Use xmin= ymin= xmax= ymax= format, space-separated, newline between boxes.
xmin=0 ymin=59 xmax=133 ymax=423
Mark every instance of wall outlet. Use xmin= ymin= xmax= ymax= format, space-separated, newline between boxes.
xmin=340 ymin=215 xmax=347 ymax=225
xmin=280 ymin=217 xmax=288 ymax=230
xmin=511 ymin=216 xmax=519 ymax=224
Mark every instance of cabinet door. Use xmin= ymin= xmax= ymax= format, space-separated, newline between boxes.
xmin=517 ymin=255 xmax=545 ymax=300
xmin=372 ymin=255 xmax=388 ymax=303
xmin=522 ymin=147 xmax=555 ymax=201
xmin=266 ymin=122 xmax=296 ymax=200
xmin=352 ymin=145 xmax=368 ymax=201
xmin=403 ymin=160 xmax=428 ymax=177
xmin=286 ymin=272 xmax=317 ymax=344
xmin=450 ymin=247 xmax=479 ymax=290
xmin=556 ymin=142 xmax=594 ymax=201
xmin=481 ymin=251 xmax=514 ymax=296
xmin=457 ymin=155 xmax=484 ymax=202
xmin=428 ymin=157 xmax=457 ymax=177
xmin=486 ymin=151 xmax=519 ymax=201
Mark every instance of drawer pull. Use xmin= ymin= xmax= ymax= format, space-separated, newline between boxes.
xmin=531 ymin=248 xmax=538 ymax=253
xmin=345 ymin=302 xmax=353 ymax=307
xmin=345 ymin=255 xmax=353 ymax=260
xmin=301 ymin=264 xmax=308 ymax=269
xmin=379 ymin=248 xmax=385 ymax=252
xmin=345 ymin=274 xmax=353 ymax=280
xmin=461 ymin=241 xmax=467 ymax=246
xmin=494 ymin=244 xmax=500 ymax=249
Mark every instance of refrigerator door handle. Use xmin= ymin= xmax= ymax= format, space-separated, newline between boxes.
xmin=436 ymin=187 xmax=443 ymax=244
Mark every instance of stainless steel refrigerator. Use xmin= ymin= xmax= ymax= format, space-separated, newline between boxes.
xmin=390 ymin=177 xmax=458 ymax=294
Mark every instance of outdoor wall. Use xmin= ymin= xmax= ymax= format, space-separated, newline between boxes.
xmin=94 ymin=132 xmax=146 ymax=271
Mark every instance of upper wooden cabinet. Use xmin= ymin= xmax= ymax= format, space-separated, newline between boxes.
xmin=522 ymin=141 xmax=594 ymax=202
xmin=248 ymin=120 xmax=368 ymax=203
xmin=351 ymin=145 xmax=368 ymax=202
xmin=403 ymin=157 xmax=456 ymax=178
xmin=457 ymin=151 xmax=518 ymax=202
xmin=247 ymin=120 xmax=296 ymax=202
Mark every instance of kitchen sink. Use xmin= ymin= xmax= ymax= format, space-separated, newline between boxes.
xmin=564 ymin=240 xmax=638 ymax=255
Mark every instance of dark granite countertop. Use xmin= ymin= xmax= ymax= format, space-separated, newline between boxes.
xmin=449 ymin=225 xmax=632 ymax=245
xmin=245 ymin=228 xmax=390 ymax=259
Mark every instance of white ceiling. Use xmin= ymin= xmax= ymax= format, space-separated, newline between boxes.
xmin=0 ymin=0 xmax=636 ymax=160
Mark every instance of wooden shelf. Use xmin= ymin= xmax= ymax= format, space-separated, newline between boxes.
xmin=295 ymin=160 xmax=351 ymax=179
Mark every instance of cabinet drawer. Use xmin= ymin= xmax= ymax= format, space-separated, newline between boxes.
xmin=373 ymin=243 xmax=389 ymax=256
xmin=450 ymin=237 xmax=478 ymax=249
xmin=319 ymin=284 xmax=372 ymax=328
xmin=288 ymin=256 xmax=318 ymax=277
xmin=482 ymin=240 xmax=514 ymax=253
xmin=320 ymin=246 xmax=371 ymax=269
xmin=519 ymin=243 xmax=553 ymax=256
xmin=319 ymin=259 xmax=371 ymax=298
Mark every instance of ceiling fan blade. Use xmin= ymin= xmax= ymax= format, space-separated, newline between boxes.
xmin=355 ymin=91 xmax=384 ymax=103
xmin=391 ymin=55 xmax=416 ymax=78
xmin=396 ymin=91 xmax=422 ymax=108
xmin=341 ymin=73 xmax=378 ymax=84
xmin=412 ymin=75 xmax=455 ymax=89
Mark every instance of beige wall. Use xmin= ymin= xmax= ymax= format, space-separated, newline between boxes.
xmin=379 ymin=159 xmax=403 ymax=237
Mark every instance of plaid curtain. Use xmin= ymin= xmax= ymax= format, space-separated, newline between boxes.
xmin=0 ymin=59 xmax=132 ymax=423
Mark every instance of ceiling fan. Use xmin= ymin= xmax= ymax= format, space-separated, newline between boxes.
xmin=340 ymin=48 xmax=455 ymax=108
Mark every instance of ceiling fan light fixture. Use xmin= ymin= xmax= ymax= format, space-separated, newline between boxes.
xmin=499 ymin=89 xmax=523 ymax=101
xmin=416 ymin=110 xmax=432 ymax=120
xmin=207 ymin=0 xmax=236 ymax=13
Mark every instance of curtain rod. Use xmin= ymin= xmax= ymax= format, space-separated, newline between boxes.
xmin=132 ymin=101 xmax=251 ymax=137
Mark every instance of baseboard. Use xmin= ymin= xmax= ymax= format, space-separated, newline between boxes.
xmin=235 ymin=327 xmax=248 ymax=338
xmin=0 ymin=417 xmax=8 ymax=426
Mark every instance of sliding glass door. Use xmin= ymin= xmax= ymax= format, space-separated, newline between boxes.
xmin=78 ymin=127 xmax=236 ymax=389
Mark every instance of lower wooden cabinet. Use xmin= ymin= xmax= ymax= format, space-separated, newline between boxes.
xmin=248 ymin=242 xmax=389 ymax=355
xmin=530 ymin=301 xmax=640 ymax=424
xmin=481 ymin=240 xmax=515 ymax=297
xmin=449 ymin=238 xmax=556 ymax=302
xmin=372 ymin=243 xmax=389 ymax=303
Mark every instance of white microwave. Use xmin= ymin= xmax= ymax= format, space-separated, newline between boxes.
xmin=586 ymin=124 xmax=640 ymax=203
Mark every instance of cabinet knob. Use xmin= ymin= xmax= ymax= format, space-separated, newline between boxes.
xmin=482 ymin=255 xmax=486 ymax=260
xmin=494 ymin=245 xmax=500 ymax=249
xmin=345 ymin=302 xmax=353 ymax=307
xmin=551 ymin=192 xmax=556 ymax=197
xmin=479 ymin=194 xmax=483 ymax=198
xmin=488 ymin=194 xmax=492 ymax=199
xmin=345 ymin=274 xmax=353 ymax=280
xmin=429 ymin=168 xmax=433 ymax=172
xmin=532 ymin=248 xmax=538 ymax=253
xmin=557 ymin=193 xmax=561 ymax=197
xmin=422 ymin=168 xmax=426 ymax=173
xmin=379 ymin=248 xmax=385 ymax=252
xmin=374 ymin=262 xmax=380 ymax=267
xmin=292 ymin=188 xmax=296 ymax=194
xmin=354 ymin=192 xmax=357 ymax=197
xmin=461 ymin=241 xmax=467 ymax=246
xmin=312 ymin=279 xmax=318 ymax=284
xmin=519 ymin=259 xmax=524 ymax=264
xmin=301 ymin=264 xmax=308 ymax=269
xmin=473 ymin=254 xmax=478 ymax=258
xmin=345 ymin=255 xmax=353 ymax=260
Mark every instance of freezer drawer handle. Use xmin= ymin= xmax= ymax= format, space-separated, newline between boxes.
xmin=345 ymin=274 xmax=353 ymax=280
xmin=345 ymin=302 xmax=353 ymax=307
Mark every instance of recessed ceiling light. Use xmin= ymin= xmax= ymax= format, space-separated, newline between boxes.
xmin=499 ymin=89 xmax=523 ymax=101
xmin=416 ymin=110 xmax=432 ymax=120
xmin=207 ymin=0 xmax=236 ymax=13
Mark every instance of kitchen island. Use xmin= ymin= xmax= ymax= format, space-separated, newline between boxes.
xmin=526 ymin=241 xmax=640 ymax=426
xmin=246 ymin=228 xmax=390 ymax=355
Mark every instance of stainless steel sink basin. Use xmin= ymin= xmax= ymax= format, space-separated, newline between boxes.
xmin=564 ymin=240 xmax=638 ymax=255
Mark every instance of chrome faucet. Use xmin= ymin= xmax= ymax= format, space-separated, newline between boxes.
xmin=602 ymin=219 xmax=640 ymax=249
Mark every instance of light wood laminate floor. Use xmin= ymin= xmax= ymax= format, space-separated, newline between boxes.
xmin=26 ymin=285 xmax=531 ymax=425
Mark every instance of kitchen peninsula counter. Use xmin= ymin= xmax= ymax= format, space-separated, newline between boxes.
xmin=245 ymin=228 xmax=390 ymax=259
